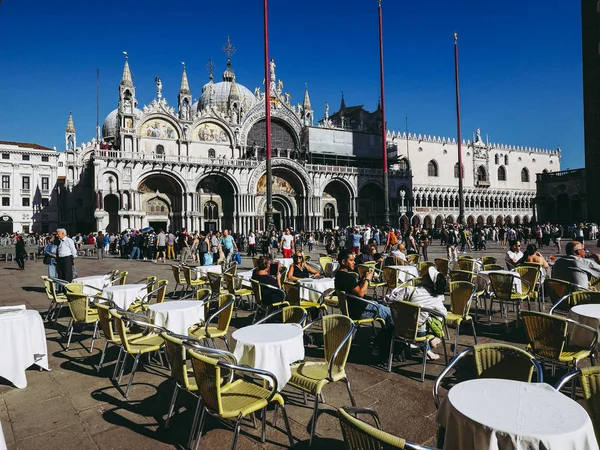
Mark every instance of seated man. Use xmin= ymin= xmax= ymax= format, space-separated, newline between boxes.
xmin=505 ymin=240 xmax=523 ymax=269
xmin=334 ymin=249 xmax=393 ymax=330
xmin=390 ymin=243 xmax=408 ymax=262
xmin=252 ymin=256 xmax=286 ymax=305
xmin=552 ymin=241 xmax=600 ymax=289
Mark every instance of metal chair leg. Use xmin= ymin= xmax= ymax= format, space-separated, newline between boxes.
xmin=387 ymin=337 xmax=395 ymax=372
xmin=124 ymin=354 xmax=141 ymax=398
xmin=280 ymin=404 xmax=295 ymax=447
xmin=471 ymin=320 xmax=478 ymax=345
xmin=97 ymin=340 xmax=109 ymax=372
xmin=118 ymin=351 xmax=128 ymax=383
xmin=421 ymin=342 xmax=428 ymax=382
xmin=112 ymin=347 xmax=124 ymax=380
xmin=89 ymin=321 xmax=99 ymax=353
xmin=65 ymin=319 xmax=74 ymax=350
xmin=309 ymin=394 xmax=320 ymax=447
xmin=345 ymin=378 xmax=357 ymax=406
xmin=164 ymin=383 xmax=179 ymax=428
xmin=188 ymin=397 xmax=203 ymax=450
xmin=231 ymin=419 xmax=243 ymax=450
xmin=223 ymin=335 xmax=230 ymax=352
xmin=193 ymin=407 xmax=207 ymax=450
xmin=453 ymin=324 xmax=460 ymax=357
xmin=261 ymin=406 xmax=267 ymax=443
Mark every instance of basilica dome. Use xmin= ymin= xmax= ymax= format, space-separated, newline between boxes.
xmin=194 ymin=65 xmax=256 ymax=114
xmin=102 ymin=107 xmax=140 ymax=139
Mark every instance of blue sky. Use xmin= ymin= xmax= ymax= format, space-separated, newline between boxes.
xmin=0 ymin=0 xmax=584 ymax=169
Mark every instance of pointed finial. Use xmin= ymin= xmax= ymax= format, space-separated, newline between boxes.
xmin=303 ymin=83 xmax=312 ymax=111
xmin=206 ymin=58 xmax=215 ymax=81
xmin=340 ymin=91 xmax=346 ymax=111
xmin=66 ymin=109 xmax=76 ymax=133
xmin=180 ymin=63 xmax=190 ymax=94
xmin=222 ymin=36 xmax=236 ymax=65
xmin=121 ymin=53 xmax=133 ymax=87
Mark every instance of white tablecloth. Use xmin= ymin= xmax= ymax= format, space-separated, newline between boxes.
xmin=275 ymin=258 xmax=293 ymax=269
xmin=477 ymin=270 xmax=521 ymax=294
xmin=297 ymin=278 xmax=335 ymax=303
xmin=436 ymin=378 xmax=598 ymax=450
xmin=568 ymin=304 xmax=600 ymax=354
xmin=74 ymin=274 xmax=110 ymax=296
xmin=193 ymin=265 xmax=223 ymax=278
xmin=387 ymin=265 xmax=419 ymax=282
xmin=237 ymin=270 xmax=254 ymax=288
xmin=103 ymin=284 xmax=146 ymax=310
xmin=0 ymin=307 xmax=49 ymax=389
xmin=232 ymin=323 xmax=304 ymax=390
xmin=148 ymin=300 xmax=205 ymax=335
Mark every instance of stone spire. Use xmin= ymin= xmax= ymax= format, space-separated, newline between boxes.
xmin=179 ymin=63 xmax=191 ymax=95
xmin=340 ymin=91 xmax=346 ymax=111
xmin=120 ymin=54 xmax=133 ymax=87
xmin=303 ymin=84 xmax=312 ymax=111
xmin=65 ymin=110 xmax=75 ymax=133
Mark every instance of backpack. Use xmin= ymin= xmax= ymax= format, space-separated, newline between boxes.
xmin=199 ymin=239 xmax=208 ymax=253
xmin=448 ymin=231 xmax=457 ymax=246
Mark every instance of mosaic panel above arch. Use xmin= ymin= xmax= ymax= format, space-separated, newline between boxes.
xmin=140 ymin=119 xmax=179 ymax=139
xmin=257 ymin=175 xmax=296 ymax=195
xmin=193 ymin=122 xmax=230 ymax=144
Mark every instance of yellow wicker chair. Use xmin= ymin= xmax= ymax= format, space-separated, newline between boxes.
xmin=417 ymin=261 xmax=435 ymax=278
xmin=382 ymin=267 xmax=402 ymax=298
xmin=521 ymin=311 xmax=597 ymax=394
xmin=171 ymin=265 xmax=187 ymax=297
xmin=457 ymin=259 xmax=480 ymax=272
xmin=488 ymin=272 xmax=532 ymax=326
xmin=515 ymin=266 xmax=541 ymax=308
xmin=129 ymin=279 xmax=168 ymax=312
xmin=110 ymin=309 xmax=166 ymax=398
xmin=223 ymin=273 xmax=254 ymax=313
xmin=250 ymin=279 xmax=289 ymax=324
xmin=555 ymin=366 xmax=600 ymax=436
xmin=337 ymin=290 xmax=385 ymax=338
xmin=387 ymin=300 xmax=448 ymax=382
xmin=188 ymin=293 xmax=235 ymax=350
xmin=206 ymin=272 xmax=228 ymax=299
xmin=434 ymin=258 xmax=450 ymax=277
xmin=458 ymin=255 xmax=474 ymax=261
xmin=384 ymin=255 xmax=406 ymax=267
xmin=337 ymin=406 xmax=433 ymax=450
xmin=287 ymin=314 xmax=356 ymax=447
xmin=356 ymin=264 xmax=386 ymax=300
xmin=182 ymin=266 xmax=206 ymax=293
xmin=42 ymin=275 xmax=68 ymax=322
xmin=406 ymin=254 xmax=420 ymax=265
xmin=434 ymin=343 xmax=543 ymax=408
xmin=447 ymin=281 xmax=477 ymax=355
xmin=319 ymin=256 xmax=333 ymax=273
xmin=544 ymin=278 xmax=589 ymax=313
xmin=187 ymin=349 xmax=294 ymax=450
xmin=549 ymin=289 xmax=600 ymax=315
xmin=482 ymin=263 xmax=503 ymax=271
xmin=449 ymin=270 xmax=474 ymax=283
xmin=64 ymin=291 xmax=100 ymax=352
xmin=481 ymin=256 xmax=497 ymax=266
xmin=113 ymin=270 xmax=128 ymax=286
xmin=255 ymin=305 xmax=308 ymax=326
xmin=283 ymin=281 xmax=328 ymax=318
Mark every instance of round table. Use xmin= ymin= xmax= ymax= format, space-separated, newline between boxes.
xmin=275 ymin=258 xmax=293 ymax=269
xmin=387 ymin=265 xmax=419 ymax=282
xmin=232 ymin=323 xmax=304 ymax=390
xmin=148 ymin=300 xmax=205 ymax=335
xmin=74 ymin=274 xmax=110 ymax=296
xmin=436 ymin=378 xmax=598 ymax=450
xmin=568 ymin=304 xmax=600 ymax=354
xmin=297 ymin=277 xmax=335 ymax=302
xmin=476 ymin=270 xmax=522 ymax=294
xmin=103 ymin=284 xmax=147 ymax=310
xmin=236 ymin=270 xmax=254 ymax=289
xmin=0 ymin=308 xmax=49 ymax=389
xmin=193 ymin=265 xmax=223 ymax=278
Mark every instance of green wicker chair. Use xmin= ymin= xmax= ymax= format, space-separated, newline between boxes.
xmin=255 ymin=305 xmax=308 ymax=326
xmin=417 ymin=261 xmax=435 ymax=278
xmin=555 ymin=366 xmax=600 ymax=436
xmin=433 ymin=343 xmax=543 ymax=409
xmin=337 ymin=406 xmax=436 ymax=450
xmin=41 ymin=275 xmax=68 ymax=322
xmin=387 ymin=300 xmax=448 ymax=382
xmin=446 ymin=281 xmax=477 ymax=355
xmin=406 ymin=254 xmax=420 ymax=265
xmin=129 ymin=279 xmax=168 ymax=312
xmin=250 ymin=279 xmax=289 ymax=324
xmin=171 ymin=265 xmax=187 ymax=297
xmin=337 ymin=291 xmax=385 ymax=339
xmin=522 ymin=310 xmax=598 ymax=395
xmin=488 ymin=272 xmax=532 ymax=326
xmin=223 ymin=273 xmax=254 ymax=313
xmin=549 ymin=290 xmax=600 ymax=315
xmin=481 ymin=256 xmax=497 ymax=266
xmin=544 ymin=278 xmax=589 ymax=314
xmin=187 ymin=348 xmax=294 ymax=450
xmin=457 ymin=259 xmax=480 ymax=273
xmin=482 ymin=264 xmax=503 ymax=271
xmin=286 ymin=314 xmax=356 ymax=447
xmin=319 ymin=255 xmax=333 ymax=273
xmin=182 ymin=266 xmax=206 ymax=294
xmin=206 ymin=272 xmax=228 ymax=300
xmin=283 ymin=281 xmax=328 ymax=319
xmin=449 ymin=270 xmax=475 ymax=283
xmin=515 ymin=266 xmax=541 ymax=308
xmin=383 ymin=267 xmax=401 ymax=298
xmin=64 ymin=290 xmax=99 ymax=352
xmin=357 ymin=264 xmax=387 ymax=300
xmin=188 ymin=293 xmax=235 ymax=350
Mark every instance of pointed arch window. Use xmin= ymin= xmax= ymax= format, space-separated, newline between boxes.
xmin=504 ymin=155 xmax=509 ymax=165
xmin=521 ymin=167 xmax=530 ymax=182
xmin=477 ymin=166 xmax=488 ymax=182
xmin=495 ymin=154 xmax=499 ymax=165
xmin=427 ymin=160 xmax=438 ymax=177
xmin=454 ymin=163 xmax=464 ymax=178
xmin=204 ymin=201 xmax=219 ymax=220
xmin=324 ymin=203 xmax=335 ymax=219
xmin=498 ymin=166 xmax=507 ymax=181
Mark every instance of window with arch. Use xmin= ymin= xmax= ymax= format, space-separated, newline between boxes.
xmin=521 ymin=167 xmax=530 ymax=182
xmin=498 ymin=166 xmax=507 ymax=181
xmin=208 ymin=148 xmax=216 ymax=158
xmin=477 ymin=166 xmax=488 ymax=182
xmin=324 ymin=203 xmax=335 ymax=219
xmin=427 ymin=160 xmax=438 ymax=177
xmin=156 ymin=145 xmax=164 ymax=155
xmin=454 ymin=163 xmax=464 ymax=178
xmin=495 ymin=154 xmax=499 ymax=165
xmin=397 ymin=158 xmax=410 ymax=171
xmin=204 ymin=201 xmax=219 ymax=220
xmin=504 ymin=155 xmax=509 ymax=165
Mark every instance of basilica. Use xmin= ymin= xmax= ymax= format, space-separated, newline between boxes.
xmin=53 ymin=52 xmax=560 ymax=235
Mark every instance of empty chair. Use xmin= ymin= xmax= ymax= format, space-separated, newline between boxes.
xmin=481 ymin=256 xmax=497 ymax=266
xmin=449 ymin=270 xmax=474 ymax=283
xmin=64 ymin=291 xmax=100 ymax=352
xmin=182 ymin=266 xmax=206 ymax=293
xmin=170 ymin=265 xmax=187 ymax=297
xmin=446 ymin=281 xmax=477 ymax=355
xmin=434 ymin=258 xmax=450 ymax=277
xmin=223 ymin=273 xmax=253 ymax=313
xmin=549 ymin=290 xmax=600 ymax=315
xmin=488 ymin=272 xmax=532 ymax=326
xmin=188 ymin=293 xmax=235 ymax=350
xmin=483 ymin=263 xmax=503 ymax=271
xmin=406 ymin=254 xmax=420 ymax=265
xmin=255 ymin=305 xmax=308 ymax=326
xmin=41 ymin=275 xmax=67 ymax=322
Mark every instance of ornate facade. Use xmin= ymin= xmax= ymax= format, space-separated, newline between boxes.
xmin=60 ymin=51 xmax=560 ymax=234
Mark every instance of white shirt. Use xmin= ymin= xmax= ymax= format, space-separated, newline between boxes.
xmin=506 ymin=250 xmax=523 ymax=266
xmin=57 ymin=236 xmax=78 ymax=258
xmin=390 ymin=249 xmax=407 ymax=261
xmin=387 ymin=285 xmax=446 ymax=331
xmin=248 ymin=235 xmax=256 ymax=245
xmin=281 ymin=234 xmax=294 ymax=250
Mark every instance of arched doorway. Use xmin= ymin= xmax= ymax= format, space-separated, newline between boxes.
xmin=505 ymin=215 xmax=513 ymax=226
xmin=412 ymin=215 xmax=421 ymax=228
xmin=435 ymin=215 xmax=444 ymax=229
xmin=139 ymin=174 xmax=184 ymax=231
xmin=446 ymin=215 xmax=455 ymax=225
xmin=203 ymin=200 xmax=219 ymax=233
xmin=514 ymin=215 xmax=521 ymax=225
xmin=104 ymin=194 xmax=119 ymax=234
xmin=0 ymin=215 xmax=13 ymax=234
xmin=358 ymin=183 xmax=384 ymax=226
xmin=424 ymin=215 xmax=432 ymax=230
xmin=273 ymin=195 xmax=295 ymax=230
xmin=467 ymin=216 xmax=475 ymax=228
xmin=487 ymin=216 xmax=494 ymax=226
xmin=145 ymin=196 xmax=170 ymax=232
xmin=323 ymin=180 xmax=352 ymax=228
xmin=323 ymin=203 xmax=336 ymax=230
xmin=399 ymin=215 xmax=409 ymax=231
xmin=496 ymin=216 xmax=503 ymax=226
xmin=198 ymin=174 xmax=236 ymax=231
xmin=477 ymin=216 xmax=484 ymax=227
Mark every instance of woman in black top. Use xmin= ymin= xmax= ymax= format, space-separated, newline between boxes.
xmin=15 ymin=235 xmax=26 ymax=270
xmin=288 ymin=251 xmax=320 ymax=281
xmin=252 ymin=256 xmax=285 ymax=306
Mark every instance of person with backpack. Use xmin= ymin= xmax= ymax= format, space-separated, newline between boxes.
xmin=446 ymin=225 xmax=459 ymax=261
xmin=198 ymin=232 xmax=209 ymax=266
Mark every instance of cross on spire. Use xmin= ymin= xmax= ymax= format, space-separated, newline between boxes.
xmin=206 ymin=58 xmax=215 ymax=81
xmin=222 ymin=36 xmax=236 ymax=64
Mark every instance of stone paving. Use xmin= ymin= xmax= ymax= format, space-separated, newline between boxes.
xmin=0 ymin=241 xmax=570 ymax=449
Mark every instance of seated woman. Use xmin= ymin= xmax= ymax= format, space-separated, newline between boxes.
xmin=356 ymin=245 xmax=384 ymax=266
xmin=517 ymin=243 xmax=550 ymax=281
xmin=252 ymin=256 xmax=286 ymax=306
xmin=288 ymin=251 xmax=320 ymax=281
xmin=387 ymin=266 xmax=447 ymax=360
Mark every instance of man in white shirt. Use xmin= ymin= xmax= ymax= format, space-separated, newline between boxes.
xmin=390 ymin=243 xmax=408 ymax=262
xmin=505 ymin=240 xmax=523 ymax=269
xmin=280 ymin=228 xmax=295 ymax=258
xmin=56 ymin=228 xmax=78 ymax=282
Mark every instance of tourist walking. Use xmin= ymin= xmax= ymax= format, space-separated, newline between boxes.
xmin=96 ymin=231 xmax=106 ymax=259
xmin=155 ymin=229 xmax=167 ymax=263
xmin=44 ymin=234 xmax=59 ymax=279
xmin=15 ymin=235 xmax=26 ymax=270
xmin=56 ymin=228 xmax=77 ymax=282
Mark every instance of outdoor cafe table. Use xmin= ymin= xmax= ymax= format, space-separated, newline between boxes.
xmin=0 ymin=306 xmax=49 ymax=389
xmin=74 ymin=274 xmax=111 ymax=296
xmin=297 ymin=277 xmax=335 ymax=302
xmin=232 ymin=323 xmax=304 ymax=390
xmin=193 ymin=265 xmax=223 ymax=278
xmin=103 ymin=284 xmax=147 ymax=310
xmin=386 ymin=265 xmax=419 ymax=282
xmin=275 ymin=258 xmax=293 ymax=269
xmin=568 ymin=304 xmax=600 ymax=355
xmin=148 ymin=300 xmax=205 ymax=335
xmin=436 ymin=378 xmax=598 ymax=450
xmin=476 ymin=270 xmax=522 ymax=294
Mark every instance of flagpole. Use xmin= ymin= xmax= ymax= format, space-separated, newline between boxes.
xmin=263 ymin=0 xmax=274 ymax=231
xmin=378 ymin=0 xmax=390 ymax=229
xmin=454 ymin=32 xmax=465 ymax=225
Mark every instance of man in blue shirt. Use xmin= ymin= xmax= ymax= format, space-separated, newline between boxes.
xmin=220 ymin=229 xmax=238 ymax=264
